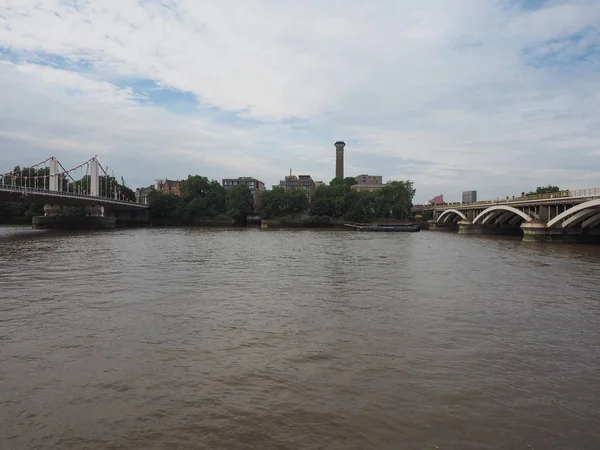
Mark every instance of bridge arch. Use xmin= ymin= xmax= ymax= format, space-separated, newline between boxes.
xmin=437 ymin=209 xmax=467 ymax=223
xmin=473 ymin=205 xmax=533 ymax=225
xmin=582 ymin=211 xmax=600 ymax=228
xmin=547 ymin=199 xmax=600 ymax=228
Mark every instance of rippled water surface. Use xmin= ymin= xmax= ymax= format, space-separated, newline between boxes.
xmin=1 ymin=227 xmax=600 ymax=449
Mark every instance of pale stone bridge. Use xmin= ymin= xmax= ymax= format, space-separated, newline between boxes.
xmin=413 ymin=188 xmax=600 ymax=242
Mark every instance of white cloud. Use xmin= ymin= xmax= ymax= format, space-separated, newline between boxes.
xmin=1 ymin=0 xmax=600 ymax=201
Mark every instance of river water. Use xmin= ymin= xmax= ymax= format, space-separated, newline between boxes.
xmin=1 ymin=226 xmax=599 ymax=449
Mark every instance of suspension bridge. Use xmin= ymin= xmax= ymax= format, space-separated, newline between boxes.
xmin=0 ymin=156 xmax=148 ymax=229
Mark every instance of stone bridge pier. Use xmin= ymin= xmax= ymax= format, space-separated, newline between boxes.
xmin=33 ymin=203 xmax=116 ymax=229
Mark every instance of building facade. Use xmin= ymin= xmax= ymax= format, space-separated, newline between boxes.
xmin=278 ymin=174 xmax=317 ymax=202
xmin=355 ymin=174 xmax=383 ymax=185
xmin=155 ymin=179 xmax=183 ymax=196
xmin=462 ymin=190 xmax=477 ymax=203
xmin=222 ymin=177 xmax=265 ymax=206
xmin=350 ymin=174 xmax=386 ymax=193
xmin=135 ymin=186 xmax=152 ymax=204
xmin=279 ymin=174 xmax=316 ymax=192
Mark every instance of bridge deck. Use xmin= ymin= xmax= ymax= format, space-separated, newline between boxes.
xmin=0 ymin=185 xmax=148 ymax=210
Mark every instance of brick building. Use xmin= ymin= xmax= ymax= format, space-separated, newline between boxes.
xmin=155 ymin=179 xmax=183 ymax=196
xmin=222 ymin=177 xmax=266 ymax=206
xmin=278 ymin=174 xmax=317 ymax=202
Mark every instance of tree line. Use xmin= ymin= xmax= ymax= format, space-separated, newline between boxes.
xmin=146 ymin=175 xmax=417 ymax=226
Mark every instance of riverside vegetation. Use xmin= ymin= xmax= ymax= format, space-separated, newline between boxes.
xmin=0 ymin=164 xmax=564 ymax=228
xmin=146 ymin=176 xmax=417 ymax=227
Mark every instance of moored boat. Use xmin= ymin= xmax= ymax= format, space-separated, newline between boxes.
xmin=344 ymin=223 xmax=420 ymax=232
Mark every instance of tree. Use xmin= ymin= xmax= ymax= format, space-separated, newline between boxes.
xmin=330 ymin=176 xmax=358 ymax=189
xmin=259 ymin=187 xmax=308 ymax=219
xmin=526 ymin=185 xmax=561 ymax=195
xmin=226 ymin=185 xmax=254 ymax=225
xmin=119 ymin=185 xmax=136 ymax=202
xmin=310 ymin=178 xmax=354 ymax=218
xmin=147 ymin=190 xmax=182 ymax=225
xmin=376 ymin=181 xmax=415 ymax=220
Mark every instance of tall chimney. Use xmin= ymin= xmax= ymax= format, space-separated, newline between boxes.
xmin=334 ymin=141 xmax=345 ymax=179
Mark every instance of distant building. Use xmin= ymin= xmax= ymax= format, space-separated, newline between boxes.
xmin=278 ymin=173 xmax=317 ymax=202
xmin=222 ymin=177 xmax=266 ymax=206
xmin=355 ymin=174 xmax=383 ymax=185
xmin=429 ymin=194 xmax=444 ymax=205
xmin=350 ymin=174 xmax=386 ymax=193
xmin=155 ymin=179 xmax=183 ymax=196
xmin=462 ymin=190 xmax=477 ymax=203
xmin=135 ymin=186 xmax=153 ymax=204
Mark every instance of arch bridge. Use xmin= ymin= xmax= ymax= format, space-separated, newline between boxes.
xmin=428 ymin=189 xmax=600 ymax=242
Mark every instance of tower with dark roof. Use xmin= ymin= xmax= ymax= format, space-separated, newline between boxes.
xmin=335 ymin=141 xmax=345 ymax=179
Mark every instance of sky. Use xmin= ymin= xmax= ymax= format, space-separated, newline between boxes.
xmin=1 ymin=0 xmax=599 ymax=203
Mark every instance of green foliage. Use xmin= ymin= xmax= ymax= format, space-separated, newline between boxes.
xmin=330 ymin=176 xmax=358 ymax=188
xmin=0 ymin=201 xmax=44 ymax=224
xmin=1 ymin=166 xmax=51 ymax=189
xmin=258 ymin=187 xmax=309 ymax=219
xmin=23 ymin=204 xmax=44 ymax=221
xmin=147 ymin=190 xmax=182 ymax=225
xmin=146 ymin=175 xmax=239 ymax=226
xmin=119 ymin=185 xmax=136 ymax=202
xmin=526 ymin=185 xmax=561 ymax=195
xmin=226 ymin=185 xmax=254 ymax=224
xmin=308 ymin=178 xmax=415 ymax=223
xmin=66 ymin=174 xmax=133 ymax=199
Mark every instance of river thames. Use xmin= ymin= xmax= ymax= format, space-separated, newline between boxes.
xmin=1 ymin=227 xmax=599 ymax=449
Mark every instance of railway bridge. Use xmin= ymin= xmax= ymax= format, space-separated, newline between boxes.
xmin=413 ymin=188 xmax=600 ymax=242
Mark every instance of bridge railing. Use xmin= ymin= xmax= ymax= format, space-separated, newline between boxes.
xmin=569 ymin=188 xmax=600 ymax=198
xmin=0 ymin=184 xmax=142 ymax=205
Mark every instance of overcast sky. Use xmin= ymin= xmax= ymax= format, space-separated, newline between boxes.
xmin=1 ymin=0 xmax=599 ymax=202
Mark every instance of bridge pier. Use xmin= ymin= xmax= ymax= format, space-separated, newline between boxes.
xmin=521 ymin=222 xmax=600 ymax=243
xmin=32 ymin=203 xmax=116 ymax=229
xmin=428 ymin=220 xmax=457 ymax=231
xmin=457 ymin=220 xmax=482 ymax=234
xmin=521 ymin=222 xmax=560 ymax=242
xmin=106 ymin=207 xmax=150 ymax=227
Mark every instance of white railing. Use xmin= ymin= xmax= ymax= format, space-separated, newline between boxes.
xmin=0 ymin=184 xmax=148 ymax=208
xmin=568 ymin=188 xmax=600 ymax=198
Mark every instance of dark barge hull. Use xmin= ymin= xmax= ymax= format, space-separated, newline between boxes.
xmin=344 ymin=223 xmax=421 ymax=232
